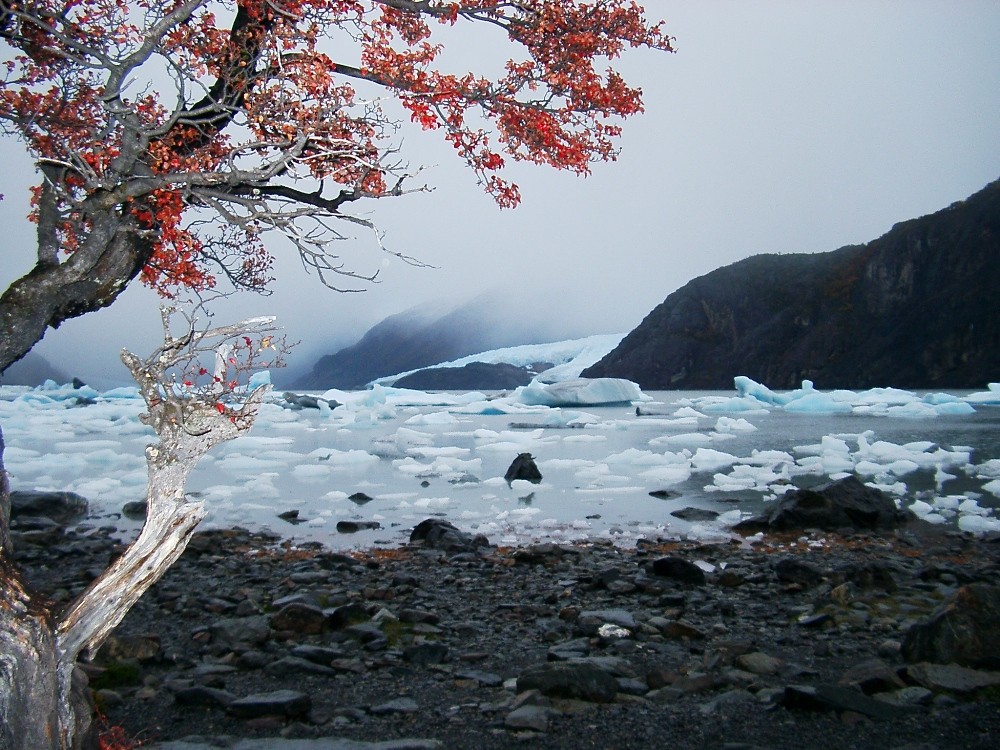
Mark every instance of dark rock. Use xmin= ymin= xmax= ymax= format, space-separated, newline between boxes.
xmin=651 ymin=556 xmax=706 ymax=585
xmin=669 ymin=506 xmax=719 ymax=521
xmin=505 ymin=704 xmax=553 ymax=732
xmin=271 ymin=602 xmax=328 ymax=635
xmin=582 ymin=178 xmax=1000 ymax=390
xmin=901 ymin=583 xmax=1000 ymax=668
xmin=325 ymin=602 xmax=370 ymax=630
xmin=121 ymin=501 xmax=147 ymax=520
xmin=209 ymin=615 xmax=271 ymax=648
xmin=290 ymin=645 xmax=347 ymax=665
xmin=370 ymin=697 xmax=420 ymax=715
xmin=264 ymin=656 xmax=338 ymax=676
xmin=10 ymin=490 xmax=88 ymax=523
xmin=96 ymin=633 xmax=161 ymax=663
xmin=409 ymin=518 xmax=490 ymax=553
xmin=348 ymin=492 xmax=374 ymax=505
xmin=838 ymin=659 xmax=907 ymax=694
xmin=226 ymin=689 xmax=311 ymax=719
xmin=734 ymin=476 xmax=913 ymax=533
xmin=843 ymin=561 xmax=898 ymax=592
xmin=903 ymin=663 xmax=1000 ymax=695
xmin=504 ymin=453 xmax=542 ymax=484
xmin=781 ymin=684 xmax=917 ymax=719
xmin=337 ymin=520 xmax=381 ymax=533
xmin=174 ymin=685 xmax=238 ymax=709
xmin=517 ymin=661 xmax=619 ymax=703
xmin=277 ymin=509 xmax=304 ymax=524
xmin=281 ymin=392 xmax=338 ymax=410
xmin=403 ymin=643 xmax=449 ymax=665
xmin=774 ymin=558 xmax=825 ymax=587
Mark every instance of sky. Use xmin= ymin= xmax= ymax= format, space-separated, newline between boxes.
xmin=2 ymin=1 xmax=999 ymax=387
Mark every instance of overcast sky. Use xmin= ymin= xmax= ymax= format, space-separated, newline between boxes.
xmin=2 ymin=1 xmax=999 ymax=387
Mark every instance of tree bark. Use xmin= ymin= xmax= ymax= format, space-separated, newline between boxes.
xmin=0 ymin=213 xmax=152 ymax=374
xmin=0 ymin=322 xmax=271 ymax=747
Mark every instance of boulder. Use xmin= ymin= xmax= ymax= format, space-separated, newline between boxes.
xmin=901 ymin=583 xmax=1000 ymax=669
xmin=504 ymin=453 xmax=542 ymax=484
xmin=516 ymin=661 xmax=619 ymax=703
xmin=270 ymin=602 xmax=328 ymax=635
xmin=409 ymin=518 xmax=490 ymax=553
xmin=10 ymin=490 xmax=88 ymax=523
xmin=734 ymin=476 xmax=913 ymax=533
xmin=651 ymin=556 xmax=706 ymax=585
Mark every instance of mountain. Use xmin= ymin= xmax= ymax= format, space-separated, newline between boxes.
xmin=583 ymin=179 xmax=1000 ymax=390
xmin=295 ymin=291 xmax=588 ymax=390
xmin=0 ymin=352 xmax=70 ymax=386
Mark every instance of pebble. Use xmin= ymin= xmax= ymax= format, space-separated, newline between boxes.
xmin=10 ymin=521 xmax=1000 ymax=749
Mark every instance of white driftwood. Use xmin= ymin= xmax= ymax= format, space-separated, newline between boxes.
xmin=1 ymin=310 xmax=276 ymax=749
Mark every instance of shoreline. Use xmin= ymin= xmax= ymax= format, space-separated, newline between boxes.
xmin=12 ymin=518 xmax=1000 ymax=749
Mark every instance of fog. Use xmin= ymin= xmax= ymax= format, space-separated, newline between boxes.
xmin=2 ymin=1 xmax=999 ymax=387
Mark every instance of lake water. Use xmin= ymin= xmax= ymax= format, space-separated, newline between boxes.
xmin=3 ymin=386 xmax=998 ymax=550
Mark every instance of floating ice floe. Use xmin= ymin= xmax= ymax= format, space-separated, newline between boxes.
xmin=514 ymin=377 xmax=648 ymax=407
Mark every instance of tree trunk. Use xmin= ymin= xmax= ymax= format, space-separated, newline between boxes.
xmin=0 ymin=427 xmax=98 ymax=750
xmin=0 ymin=320 xmax=271 ymax=746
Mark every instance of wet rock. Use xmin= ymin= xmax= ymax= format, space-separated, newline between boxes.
xmin=901 ymin=583 xmax=1000 ymax=669
xmin=517 ymin=661 xmax=619 ymax=703
xmin=408 ymin=518 xmax=490 ymax=553
xmin=669 ymin=506 xmax=719 ymax=521
xmin=277 ymin=510 xmax=304 ymax=524
xmin=348 ymin=492 xmax=375 ymax=505
xmin=122 ymin=501 xmax=148 ymax=520
xmin=504 ymin=452 xmax=542 ymax=484
xmin=651 ymin=556 xmax=706 ymax=585
xmin=10 ymin=490 xmax=88 ymax=523
xmin=337 ymin=520 xmax=381 ymax=533
xmin=735 ymin=476 xmax=914 ymax=532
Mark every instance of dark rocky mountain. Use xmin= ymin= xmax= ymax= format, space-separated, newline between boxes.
xmin=583 ymin=178 xmax=1000 ymax=390
xmin=392 ymin=361 xmax=538 ymax=391
xmin=0 ymin=351 xmax=70 ymax=386
xmin=295 ymin=292 xmax=571 ymax=390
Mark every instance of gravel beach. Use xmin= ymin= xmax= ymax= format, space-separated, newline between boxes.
xmin=11 ymin=512 xmax=1000 ymax=750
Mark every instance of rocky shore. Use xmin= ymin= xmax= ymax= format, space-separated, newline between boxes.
xmin=10 ymin=500 xmax=1000 ymax=750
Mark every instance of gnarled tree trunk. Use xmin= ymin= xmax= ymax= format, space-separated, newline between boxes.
xmin=0 ymin=313 xmax=275 ymax=748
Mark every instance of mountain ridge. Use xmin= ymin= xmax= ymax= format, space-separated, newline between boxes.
xmin=583 ymin=178 xmax=1000 ymax=389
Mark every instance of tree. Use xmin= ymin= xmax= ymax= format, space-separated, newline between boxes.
xmin=0 ymin=1 xmax=671 ymax=746
xmin=0 ymin=0 xmax=672 ymax=373
xmin=2 ymin=307 xmax=283 ymax=748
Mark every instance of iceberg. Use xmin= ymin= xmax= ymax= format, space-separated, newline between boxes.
xmin=514 ymin=378 xmax=647 ymax=407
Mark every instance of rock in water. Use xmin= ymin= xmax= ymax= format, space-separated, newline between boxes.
xmin=901 ymin=583 xmax=1000 ymax=669
xmin=504 ymin=452 xmax=542 ymax=484
xmin=10 ymin=490 xmax=88 ymax=523
xmin=734 ymin=475 xmax=913 ymax=533
xmin=409 ymin=518 xmax=490 ymax=553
